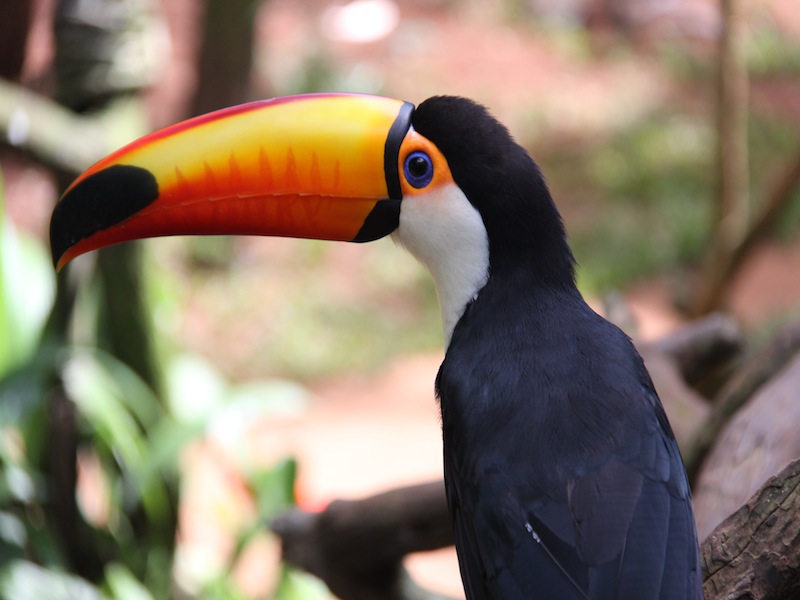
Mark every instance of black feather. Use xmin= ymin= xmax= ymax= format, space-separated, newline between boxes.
xmin=415 ymin=97 xmax=703 ymax=599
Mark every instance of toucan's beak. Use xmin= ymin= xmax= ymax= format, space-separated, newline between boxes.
xmin=50 ymin=93 xmax=414 ymax=270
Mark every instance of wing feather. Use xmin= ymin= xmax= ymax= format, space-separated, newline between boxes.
xmin=440 ymin=382 xmax=701 ymax=599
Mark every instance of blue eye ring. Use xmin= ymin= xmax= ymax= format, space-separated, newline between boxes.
xmin=403 ymin=151 xmax=434 ymax=189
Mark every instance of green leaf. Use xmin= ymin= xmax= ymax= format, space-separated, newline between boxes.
xmin=0 ymin=510 xmax=27 ymax=548
xmin=0 ymin=345 xmax=61 ymax=469
xmin=105 ymin=563 xmax=154 ymax=600
xmin=248 ymin=458 xmax=298 ymax=519
xmin=273 ymin=565 xmax=330 ymax=600
xmin=63 ymin=350 xmax=148 ymax=473
xmin=165 ymin=354 xmax=227 ymax=425
xmin=61 ymin=349 xmax=176 ymax=524
xmin=0 ymin=560 xmax=107 ymax=600
xmin=227 ymin=459 xmax=298 ymax=574
xmin=0 ymin=173 xmax=55 ymax=378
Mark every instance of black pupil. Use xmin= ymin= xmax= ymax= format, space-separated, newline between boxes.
xmin=409 ymin=156 xmax=429 ymax=177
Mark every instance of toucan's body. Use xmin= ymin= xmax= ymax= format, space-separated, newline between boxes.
xmin=50 ymin=93 xmax=703 ymax=599
xmin=440 ymin=279 xmax=697 ymax=598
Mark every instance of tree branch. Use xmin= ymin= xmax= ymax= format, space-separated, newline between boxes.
xmin=689 ymin=0 xmax=750 ymax=316
xmin=0 ymin=77 xmax=144 ymax=178
xmin=271 ymin=481 xmax=455 ymax=600
xmin=647 ymin=312 xmax=741 ymax=388
xmin=702 ymin=458 xmax=800 ymax=600
xmin=274 ymin=458 xmax=800 ymax=600
xmin=635 ymin=313 xmax=741 ymax=447
xmin=682 ymin=320 xmax=800 ymax=484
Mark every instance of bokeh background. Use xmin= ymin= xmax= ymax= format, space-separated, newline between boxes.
xmin=1 ymin=0 xmax=799 ymax=598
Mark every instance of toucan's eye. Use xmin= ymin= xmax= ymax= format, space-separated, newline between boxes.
xmin=404 ymin=151 xmax=434 ymax=188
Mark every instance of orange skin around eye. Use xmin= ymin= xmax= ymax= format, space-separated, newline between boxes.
xmin=398 ymin=130 xmax=455 ymax=196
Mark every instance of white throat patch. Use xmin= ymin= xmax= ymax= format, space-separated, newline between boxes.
xmin=392 ymin=182 xmax=490 ymax=348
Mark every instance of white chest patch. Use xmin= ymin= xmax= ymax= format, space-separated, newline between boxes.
xmin=392 ymin=182 xmax=490 ymax=348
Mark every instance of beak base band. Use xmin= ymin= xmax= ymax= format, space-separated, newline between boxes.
xmin=384 ymin=102 xmax=415 ymax=201
xmin=352 ymin=198 xmax=401 ymax=242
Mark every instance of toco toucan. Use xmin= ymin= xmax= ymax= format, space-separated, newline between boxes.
xmin=50 ymin=93 xmax=704 ymax=599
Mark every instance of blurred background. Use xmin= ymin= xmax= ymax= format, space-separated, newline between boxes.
xmin=0 ymin=0 xmax=799 ymax=598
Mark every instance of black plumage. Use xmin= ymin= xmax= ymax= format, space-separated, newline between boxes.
xmin=412 ymin=97 xmax=703 ymax=599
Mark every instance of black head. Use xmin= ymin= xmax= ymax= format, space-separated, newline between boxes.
xmin=411 ymin=96 xmax=576 ymax=288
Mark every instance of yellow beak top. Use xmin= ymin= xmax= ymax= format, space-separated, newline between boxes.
xmin=50 ymin=93 xmax=414 ymax=270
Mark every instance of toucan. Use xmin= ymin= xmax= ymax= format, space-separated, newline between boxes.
xmin=50 ymin=93 xmax=703 ymax=599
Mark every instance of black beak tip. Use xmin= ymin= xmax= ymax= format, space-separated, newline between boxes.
xmin=49 ymin=164 xmax=160 ymax=269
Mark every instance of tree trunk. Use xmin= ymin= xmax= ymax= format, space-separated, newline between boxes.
xmin=190 ymin=0 xmax=262 ymax=116
xmin=35 ymin=0 xmax=170 ymax=582
xmin=689 ymin=0 xmax=750 ymax=316
xmin=0 ymin=0 xmax=33 ymax=80
xmin=702 ymin=458 xmax=800 ymax=600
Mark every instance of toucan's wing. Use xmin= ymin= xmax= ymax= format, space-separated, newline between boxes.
xmin=444 ymin=392 xmax=701 ymax=600
xmin=445 ymin=448 xmax=590 ymax=600
xmin=562 ymin=392 xmax=702 ymax=599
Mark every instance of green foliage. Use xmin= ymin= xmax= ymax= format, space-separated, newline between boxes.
xmin=197 ymin=457 xmax=331 ymax=600
xmin=776 ymin=185 xmax=800 ymax=241
xmin=533 ymin=97 xmax=800 ymax=296
xmin=747 ymin=18 xmax=800 ymax=76
xmin=105 ymin=564 xmax=155 ymax=600
xmin=1 ymin=561 xmax=106 ymax=600
xmin=273 ymin=567 xmax=331 ymax=600
xmin=0 ymin=172 xmax=55 ymax=379
xmin=63 ymin=349 xmax=180 ymax=553
xmin=747 ymin=111 xmax=800 ymax=241
xmin=537 ymin=112 xmax=712 ymax=294
xmin=0 ymin=171 xmax=324 ymax=599
xmin=654 ymin=13 xmax=800 ymax=82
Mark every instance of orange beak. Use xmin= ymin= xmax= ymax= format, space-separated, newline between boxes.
xmin=50 ymin=93 xmax=414 ymax=270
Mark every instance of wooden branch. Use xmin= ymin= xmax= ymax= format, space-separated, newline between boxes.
xmin=190 ymin=0 xmax=260 ymax=117
xmin=713 ymin=0 xmax=750 ymax=239
xmin=689 ymin=145 xmax=800 ymax=317
xmin=271 ymin=481 xmax=455 ymax=600
xmin=702 ymin=458 xmax=800 ymax=600
xmin=687 ymin=2 xmax=800 ymax=316
xmin=647 ymin=312 xmax=741 ymax=387
xmin=0 ymin=77 xmax=144 ymax=177
xmin=274 ymin=458 xmax=800 ymax=600
xmin=683 ymin=320 xmax=800 ymax=484
xmin=712 ymin=148 xmax=800 ymax=301
xmin=0 ymin=0 xmax=33 ymax=80
xmin=688 ymin=0 xmax=750 ymax=316
xmin=633 ymin=313 xmax=740 ymax=447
